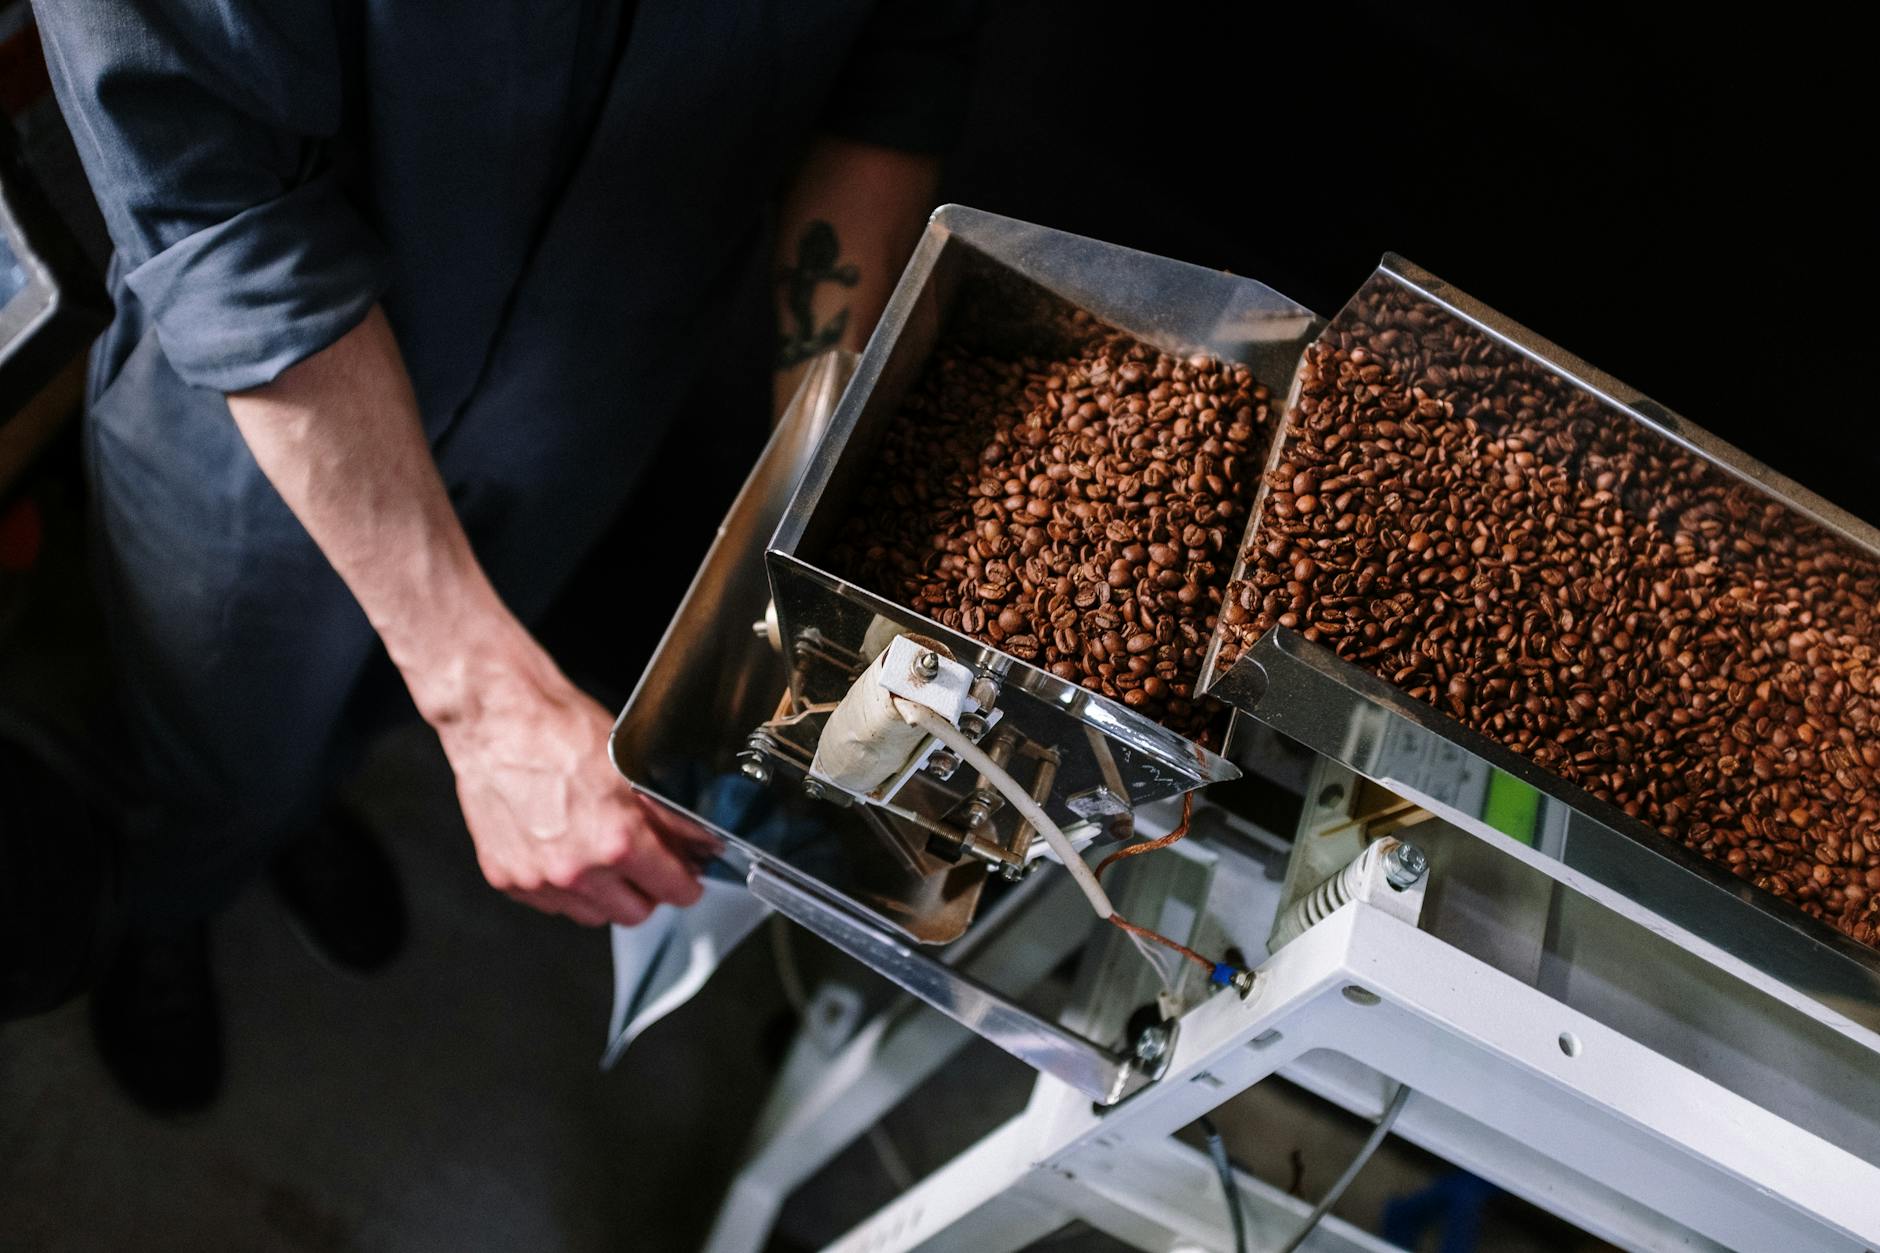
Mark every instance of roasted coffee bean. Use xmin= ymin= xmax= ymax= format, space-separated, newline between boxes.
xmin=1214 ymin=276 xmax=1880 ymax=947
xmin=831 ymin=328 xmax=1272 ymax=741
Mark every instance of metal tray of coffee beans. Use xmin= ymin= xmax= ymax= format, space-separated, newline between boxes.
xmin=618 ymin=206 xmax=1326 ymax=945
xmin=769 ymin=206 xmax=1323 ymax=821
xmin=1205 ymin=257 xmax=1880 ymax=1034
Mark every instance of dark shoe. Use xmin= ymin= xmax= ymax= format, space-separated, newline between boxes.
xmin=1 ymin=731 xmax=117 ymax=1022
xmin=89 ymin=922 xmax=221 ymax=1116
xmin=270 ymin=808 xmax=406 ymax=975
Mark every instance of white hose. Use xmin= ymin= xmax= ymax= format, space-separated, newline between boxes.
xmin=893 ymin=699 xmax=1116 ymax=921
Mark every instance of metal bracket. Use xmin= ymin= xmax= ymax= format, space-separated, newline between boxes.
xmin=748 ymin=864 xmax=1152 ymax=1106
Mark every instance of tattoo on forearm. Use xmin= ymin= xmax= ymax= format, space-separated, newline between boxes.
xmin=775 ymin=219 xmax=860 ymax=369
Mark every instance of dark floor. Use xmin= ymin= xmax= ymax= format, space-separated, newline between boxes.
xmin=0 ymin=723 xmax=793 ymax=1253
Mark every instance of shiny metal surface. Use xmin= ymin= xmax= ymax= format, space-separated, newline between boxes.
xmin=1215 ymin=626 xmax=1880 ymax=1041
xmin=617 ymin=205 xmax=1328 ymax=948
xmin=747 ymin=865 xmax=1146 ymax=1106
xmin=1202 ymin=255 xmax=1880 ymax=1041
xmin=763 ymin=204 xmax=1327 ymax=837
xmin=1397 ymin=815 xmax=1880 ymax=1162
xmin=610 ymin=350 xmax=853 ymax=802
xmin=610 ymin=352 xmax=986 ymax=944
xmin=772 ymin=205 xmax=1323 ymax=559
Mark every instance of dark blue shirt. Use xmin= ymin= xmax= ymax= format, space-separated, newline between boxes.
xmin=34 ymin=0 xmax=972 ymax=433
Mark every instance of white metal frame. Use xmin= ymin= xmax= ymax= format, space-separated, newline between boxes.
xmin=704 ymin=874 xmax=1097 ymax=1253
xmin=711 ymin=887 xmax=1880 ymax=1253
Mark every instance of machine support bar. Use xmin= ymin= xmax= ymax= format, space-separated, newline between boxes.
xmin=747 ymin=866 xmax=1143 ymax=1105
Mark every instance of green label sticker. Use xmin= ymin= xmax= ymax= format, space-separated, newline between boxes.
xmin=1483 ymin=769 xmax=1541 ymax=845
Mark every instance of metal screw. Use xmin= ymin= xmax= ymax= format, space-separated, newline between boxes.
xmin=802 ymin=778 xmax=830 ymax=801
xmin=739 ymin=755 xmax=770 ymax=784
xmin=925 ymin=748 xmax=961 ymax=780
xmin=1384 ymin=840 xmax=1429 ymax=889
xmin=1133 ymin=1022 xmax=1172 ymax=1065
xmin=914 ymin=649 xmax=940 ymax=679
xmin=1231 ymin=969 xmax=1257 ymax=998
xmin=958 ymin=710 xmax=988 ymax=739
xmin=999 ymin=862 xmax=1025 ymax=882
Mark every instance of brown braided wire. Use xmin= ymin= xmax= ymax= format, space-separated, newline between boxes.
xmin=1095 ymin=793 xmax=1195 ymax=884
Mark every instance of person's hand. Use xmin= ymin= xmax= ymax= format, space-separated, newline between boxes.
xmin=218 ymin=304 xmax=701 ymax=928
xmin=430 ymin=650 xmax=703 ymax=927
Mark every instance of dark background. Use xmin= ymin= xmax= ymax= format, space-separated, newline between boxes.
xmin=571 ymin=0 xmax=1872 ymax=690
xmin=949 ymin=4 xmax=1872 ymax=511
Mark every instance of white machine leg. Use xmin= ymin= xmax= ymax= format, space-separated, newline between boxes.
xmin=893 ymin=1184 xmax=1074 ymax=1253
xmin=705 ymin=876 xmax=1093 ymax=1253
xmin=820 ymin=1099 xmax=1064 ymax=1253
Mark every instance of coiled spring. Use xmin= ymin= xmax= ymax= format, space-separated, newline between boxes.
xmin=1268 ymin=838 xmax=1427 ymax=952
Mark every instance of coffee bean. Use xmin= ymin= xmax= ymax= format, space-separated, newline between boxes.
xmin=833 ymin=331 xmax=1272 ymax=742
xmin=1214 ymin=276 xmax=1880 ymax=947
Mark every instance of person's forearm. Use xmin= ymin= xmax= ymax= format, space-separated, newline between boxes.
xmin=226 ymin=305 xmax=537 ymax=724
xmin=772 ymin=136 xmax=940 ymax=416
xmin=226 ymin=304 xmax=701 ymax=923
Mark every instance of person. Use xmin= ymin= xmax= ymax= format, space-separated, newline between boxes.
xmin=31 ymin=0 xmax=975 ymax=1113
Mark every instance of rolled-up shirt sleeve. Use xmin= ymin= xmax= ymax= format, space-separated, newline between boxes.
xmin=821 ymin=0 xmax=982 ymax=156
xmin=33 ymin=0 xmax=389 ymax=393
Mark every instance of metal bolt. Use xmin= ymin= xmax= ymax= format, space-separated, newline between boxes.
xmin=739 ymin=756 xmax=770 ymax=785
xmin=1133 ymin=1022 xmax=1172 ymax=1065
xmin=925 ymin=747 xmax=961 ymax=780
xmin=802 ymin=778 xmax=830 ymax=801
xmin=1384 ymin=840 xmax=1429 ymax=889
xmin=1231 ymin=969 xmax=1257 ymax=998
xmin=999 ymin=862 xmax=1025 ymax=882
xmin=958 ymin=710 xmax=988 ymax=739
xmin=913 ymin=649 xmax=940 ymax=679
